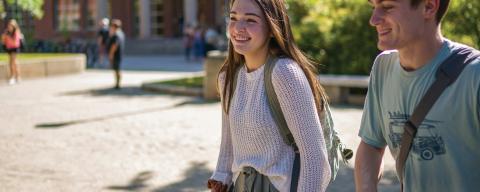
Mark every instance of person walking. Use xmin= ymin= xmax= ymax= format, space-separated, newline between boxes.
xmin=107 ymin=19 xmax=125 ymax=89
xmin=192 ymin=26 xmax=205 ymax=61
xmin=97 ymin=18 xmax=110 ymax=68
xmin=208 ymin=0 xmax=331 ymax=191
xmin=355 ymin=0 xmax=480 ymax=191
xmin=204 ymin=26 xmax=219 ymax=56
xmin=183 ymin=24 xmax=194 ymax=61
xmin=2 ymin=19 xmax=23 ymax=85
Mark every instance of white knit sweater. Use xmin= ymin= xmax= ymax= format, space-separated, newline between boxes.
xmin=211 ymin=58 xmax=331 ymax=192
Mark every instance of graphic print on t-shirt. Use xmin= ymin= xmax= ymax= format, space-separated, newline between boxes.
xmin=388 ymin=111 xmax=446 ymax=160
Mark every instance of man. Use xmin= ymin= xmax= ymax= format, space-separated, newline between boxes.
xmin=354 ymin=0 xmax=480 ymax=191
xmin=97 ymin=18 xmax=109 ymax=68
xmin=107 ymin=19 xmax=125 ymax=89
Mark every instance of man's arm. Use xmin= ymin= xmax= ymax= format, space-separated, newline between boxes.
xmin=354 ymin=141 xmax=385 ymax=192
xmin=109 ymin=43 xmax=118 ymax=61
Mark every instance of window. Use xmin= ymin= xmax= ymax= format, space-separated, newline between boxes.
xmin=151 ymin=0 xmax=164 ymax=37
xmin=86 ymin=0 xmax=98 ymax=30
xmin=56 ymin=0 xmax=81 ymax=31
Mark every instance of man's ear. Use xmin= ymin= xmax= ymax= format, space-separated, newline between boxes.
xmin=423 ymin=0 xmax=440 ymax=20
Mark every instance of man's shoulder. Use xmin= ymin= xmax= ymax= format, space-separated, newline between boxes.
xmin=370 ymin=50 xmax=398 ymax=74
xmin=447 ymin=40 xmax=480 ymax=70
xmin=375 ymin=50 xmax=398 ymax=63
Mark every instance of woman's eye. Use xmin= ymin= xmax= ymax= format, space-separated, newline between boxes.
xmin=230 ymin=17 xmax=237 ymax=21
xmin=247 ymin=19 xmax=257 ymax=23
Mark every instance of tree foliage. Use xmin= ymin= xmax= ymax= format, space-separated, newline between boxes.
xmin=287 ymin=0 xmax=480 ymax=75
xmin=443 ymin=0 xmax=480 ymax=49
xmin=0 ymin=0 xmax=44 ymax=19
xmin=287 ymin=0 xmax=378 ymax=75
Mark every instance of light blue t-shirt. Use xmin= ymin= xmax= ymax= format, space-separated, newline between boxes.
xmin=359 ymin=39 xmax=480 ymax=192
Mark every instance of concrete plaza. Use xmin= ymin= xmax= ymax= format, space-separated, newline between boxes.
xmin=0 ymin=55 xmax=399 ymax=192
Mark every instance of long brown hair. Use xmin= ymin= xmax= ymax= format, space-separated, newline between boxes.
xmin=6 ymin=19 xmax=21 ymax=36
xmin=220 ymin=0 xmax=328 ymax=114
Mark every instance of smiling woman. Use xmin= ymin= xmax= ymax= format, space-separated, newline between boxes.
xmin=208 ymin=0 xmax=332 ymax=192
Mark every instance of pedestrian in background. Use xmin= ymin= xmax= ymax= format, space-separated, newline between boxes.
xmin=204 ymin=26 xmax=219 ymax=56
xmin=193 ymin=25 xmax=205 ymax=61
xmin=2 ymin=19 xmax=23 ymax=85
xmin=107 ymin=19 xmax=125 ymax=89
xmin=97 ymin=18 xmax=110 ymax=68
xmin=208 ymin=0 xmax=331 ymax=191
xmin=183 ymin=24 xmax=194 ymax=61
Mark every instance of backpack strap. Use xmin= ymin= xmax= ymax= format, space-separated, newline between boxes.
xmin=264 ymin=56 xmax=298 ymax=149
xmin=263 ymin=56 xmax=300 ymax=192
xmin=228 ymin=57 xmax=297 ymax=149
xmin=396 ymin=46 xmax=480 ymax=188
xmin=227 ymin=67 xmax=241 ymax=114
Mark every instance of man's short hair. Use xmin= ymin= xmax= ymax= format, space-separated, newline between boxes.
xmin=110 ymin=19 xmax=122 ymax=28
xmin=410 ymin=0 xmax=450 ymax=24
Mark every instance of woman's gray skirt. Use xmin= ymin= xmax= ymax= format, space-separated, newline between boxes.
xmin=229 ymin=167 xmax=279 ymax=192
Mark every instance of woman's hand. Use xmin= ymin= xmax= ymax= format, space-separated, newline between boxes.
xmin=207 ymin=179 xmax=229 ymax=192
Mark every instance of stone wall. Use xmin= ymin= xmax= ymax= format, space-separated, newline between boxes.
xmin=203 ymin=51 xmax=227 ymax=100
xmin=0 ymin=54 xmax=86 ymax=81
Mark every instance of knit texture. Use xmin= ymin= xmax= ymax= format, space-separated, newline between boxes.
xmin=211 ymin=58 xmax=331 ymax=192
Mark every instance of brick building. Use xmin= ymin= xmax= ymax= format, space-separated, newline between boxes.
xmin=2 ymin=0 xmax=227 ymax=42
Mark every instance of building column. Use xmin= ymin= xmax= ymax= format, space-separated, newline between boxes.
xmin=96 ymin=0 xmax=108 ymax=23
xmin=184 ymin=0 xmax=197 ymax=27
xmin=139 ymin=0 xmax=151 ymax=38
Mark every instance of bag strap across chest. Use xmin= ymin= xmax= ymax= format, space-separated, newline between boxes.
xmin=396 ymin=46 xmax=480 ymax=189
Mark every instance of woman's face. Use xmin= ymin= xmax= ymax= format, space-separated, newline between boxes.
xmin=7 ymin=23 xmax=14 ymax=32
xmin=228 ymin=0 xmax=270 ymax=57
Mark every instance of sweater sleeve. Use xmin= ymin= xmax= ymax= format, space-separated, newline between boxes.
xmin=271 ymin=59 xmax=331 ymax=192
xmin=210 ymin=72 xmax=234 ymax=185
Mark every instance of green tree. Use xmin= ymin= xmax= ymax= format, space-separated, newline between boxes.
xmin=287 ymin=0 xmax=480 ymax=75
xmin=443 ymin=0 xmax=480 ymax=49
xmin=288 ymin=0 xmax=378 ymax=75
xmin=0 ymin=0 xmax=44 ymax=20
xmin=324 ymin=1 xmax=378 ymax=75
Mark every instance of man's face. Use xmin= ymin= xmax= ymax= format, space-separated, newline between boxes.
xmin=369 ymin=0 xmax=426 ymax=51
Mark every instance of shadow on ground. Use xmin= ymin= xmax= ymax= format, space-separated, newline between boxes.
xmin=104 ymin=161 xmax=212 ymax=192
xmin=60 ymin=86 xmax=167 ymax=98
xmin=106 ymin=171 xmax=155 ymax=191
xmin=327 ymin=164 xmax=400 ymax=192
xmin=331 ymin=103 xmax=364 ymax=110
xmin=152 ymin=161 xmax=213 ymax=192
xmin=35 ymin=98 xmax=219 ymax=129
xmin=103 ymin=162 xmax=398 ymax=192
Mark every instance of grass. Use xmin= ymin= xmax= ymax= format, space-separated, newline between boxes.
xmin=149 ymin=76 xmax=204 ymax=88
xmin=0 ymin=53 xmax=81 ymax=62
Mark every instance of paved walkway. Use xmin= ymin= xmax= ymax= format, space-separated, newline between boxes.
xmin=94 ymin=55 xmax=204 ymax=72
xmin=0 ymin=55 xmax=399 ymax=192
